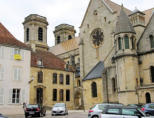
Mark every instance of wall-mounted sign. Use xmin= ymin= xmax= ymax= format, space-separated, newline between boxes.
xmin=14 ymin=54 xmax=22 ymax=60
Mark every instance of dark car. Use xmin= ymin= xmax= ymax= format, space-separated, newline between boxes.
xmin=0 ymin=113 xmax=8 ymax=118
xmin=141 ymin=103 xmax=154 ymax=116
xmin=24 ymin=104 xmax=46 ymax=118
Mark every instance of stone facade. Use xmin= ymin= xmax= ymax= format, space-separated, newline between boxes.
xmin=80 ymin=0 xmax=154 ymax=109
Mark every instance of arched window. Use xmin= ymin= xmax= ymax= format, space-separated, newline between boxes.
xmin=91 ymin=82 xmax=97 ymax=97
xmin=59 ymin=74 xmax=63 ymax=84
xmin=26 ymin=28 xmax=29 ymax=42
xmin=131 ymin=37 xmax=135 ymax=49
xmin=53 ymin=73 xmax=57 ymax=84
xmin=118 ymin=37 xmax=122 ymax=50
xmin=38 ymin=71 xmax=43 ymax=83
xmin=57 ymin=36 xmax=60 ymax=44
xmin=150 ymin=66 xmax=154 ymax=83
xmin=150 ymin=35 xmax=154 ymax=48
xmin=124 ymin=35 xmax=129 ymax=49
xmin=77 ymin=80 xmax=81 ymax=87
xmin=38 ymin=27 xmax=43 ymax=41
xmin=112 ymin=78 xmax=116 ymax=92
xmin=68 ymin=35 xmax=72 ymax=40
xmin=66 ymin=75 xmax=70 ymax=85
xmin=59 ymin=89 xmax=64 ymax=101
xmin=145 ymin=92 xmax=151 ymax=103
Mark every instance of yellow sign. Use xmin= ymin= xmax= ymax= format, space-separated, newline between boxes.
xmin=14 ymin=54 xmax=22 ymax=60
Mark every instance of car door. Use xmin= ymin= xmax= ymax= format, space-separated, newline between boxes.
xmin=122 ymin=108 xmax=140 ymax=118
xmin=102 ymin=108 xmax=123 ymax=118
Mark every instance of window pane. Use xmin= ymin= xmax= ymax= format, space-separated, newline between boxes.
xmin=150 ymin=35 xmax=154 ymax=48
xmin=53 ymin=89 xmax=57 ymax=101
xmin=122 ymin=109 xmax=138 ymax=115
xmin=91 ymin=82 xmax=97 ymax=97
xmin=59 ymin=74 xmax=63 ymax=84
xmin=66 ymin=75 xmax=70 ymax=85
xmin=118 ymin=37 xmax=122 ymax=50
xmin=107 ymin=109 xmax=120 ymax=114
xmin=66 ymin=90 xmax=70 ymax=101
xmin=124 ymin=36 xmax=129 ymax=49
xmin=38 ymin=27 xmax=43 ymax=41
xmin=151 ymin=66 xmax=154 ymax=83
xmin=53 ymin=73 xmax=57 ymax=84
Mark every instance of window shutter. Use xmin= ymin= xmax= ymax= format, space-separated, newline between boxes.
xmin=0 ymin=66 xmax=4 ymax=80
xmin=21 ymin=50 xmax=24 ymax=60
xmin=10 ymin=48 xmax=14 ymax=59
xmin=14 ymin=68 xmax=17 ymax=80
xmin=0 ymin=88 xmax=4 ymax=104
xmin=0 ymin=46 xmax=4 ymax=58
xmin=21 ymin=89 xmax=25 ymax=103
xmin=8 ymin=89 xmax=12 ymax=104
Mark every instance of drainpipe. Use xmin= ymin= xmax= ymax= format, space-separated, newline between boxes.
xmin=105 ymin=68 xmax=109 ymax=103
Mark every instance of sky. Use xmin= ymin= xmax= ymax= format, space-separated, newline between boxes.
xmin=0 ymin=0 xmax=154 ymax=47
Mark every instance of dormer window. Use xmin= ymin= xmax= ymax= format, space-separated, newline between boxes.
xmin=38 ymin=27 xmax=43 ymax=41
xmin=37 ymin=59 xmax=43 ymax=67
xmin=150 ymin=35 xmax=154 ymax=48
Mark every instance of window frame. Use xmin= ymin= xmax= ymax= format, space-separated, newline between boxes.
xmin=66 ymin=89 xmax=70 ymax=101
xmin=38 ymin=71 xmax=43 ymax=83
xmin=66 ymin=75 xmax=70 ymax=85
xmin=38 ymin=27 xmax=43 ymax=41
xmin=91 ymin=82 xmax=97 ymax=97
xmin=53 ymin=73 xmax=57 ymax=84
xmin=124 ymin=35 xmax=129 ymax=49
xmin=150 ymin=35 xmax=154 ymax=48
xmin=12 ymin=88 xmax=20 ymax=104
xmin=59 ymin=74 xmax=64 ymax=84
xmin=53 ymin=89 xmax=57 ymax=101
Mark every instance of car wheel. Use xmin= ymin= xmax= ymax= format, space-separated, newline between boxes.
xmin=146 ymin=113 xmax=151 ymax=116
xmin=92 ymin=115 xmax=99 ymax=118
xmin=25 ymin=115 xmax=28 ymax=118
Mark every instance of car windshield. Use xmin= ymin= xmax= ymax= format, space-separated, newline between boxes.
xmin=54 ymin=103 xmax=65 ymax=107
xmin=27 ymin=104 xmax=38 ymax=108
xmin=148 ymin=104 xmax=154 ymax=109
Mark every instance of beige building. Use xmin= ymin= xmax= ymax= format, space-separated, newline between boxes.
xmin=50 ymin=24 xmax=82 ymax=109
xmin=23 ymin=14 xmax=75 ymax=109
xmin=79 ymin=0 xmax=154 ymax=109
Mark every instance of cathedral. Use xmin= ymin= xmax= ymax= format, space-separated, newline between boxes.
xmin=51 ymin=0 xmax=154 ymax=109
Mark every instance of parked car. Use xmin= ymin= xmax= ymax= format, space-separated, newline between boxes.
xmin=0 ymin=113 xmax=8 ymax=118
xmin=24 ymin=104 xmax=46 ymax=118
xmin=100 ymin=106 xmax=152 ymax=118
xmin=88 ymin=103 xmax=123 ymax=118
xmin=141 ymin=103 xmax=154 ymax=116
xmin=51 ymin=103 xmax=68 ymax=116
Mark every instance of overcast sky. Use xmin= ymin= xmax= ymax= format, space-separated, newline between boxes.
xmin=0 ymin=0 xmax=154 ymax=47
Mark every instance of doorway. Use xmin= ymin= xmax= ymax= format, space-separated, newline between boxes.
xmin=37 ymin=88 xmax=43 ymax=105
xmin=145 ymin=92 xmax=151 ymax=103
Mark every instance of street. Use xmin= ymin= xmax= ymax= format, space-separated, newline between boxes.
xmin=6 ymin=111 xmax=88 ymax=118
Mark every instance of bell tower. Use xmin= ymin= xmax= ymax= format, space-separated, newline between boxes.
xmin=129 ymin=8 xmax=145 ymax=41
xmin=53 ymin=24 xmax=76 ymax=45
xmin=114 ymin=6 xmax=140 ymax=105
xmin=23 ymin=14 xmax=49 ymax=51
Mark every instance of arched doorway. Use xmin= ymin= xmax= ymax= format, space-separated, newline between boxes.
xmin=145 ymin=92 xmax=151 ymax=103
xmin=37 ymin=88 xmax=43 ymax=105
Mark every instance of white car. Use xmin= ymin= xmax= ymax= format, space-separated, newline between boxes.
xmin=51 ymin=103 xmax=68 ymax=116
xmin=100 ymin=106 xmax=154 ymax=118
